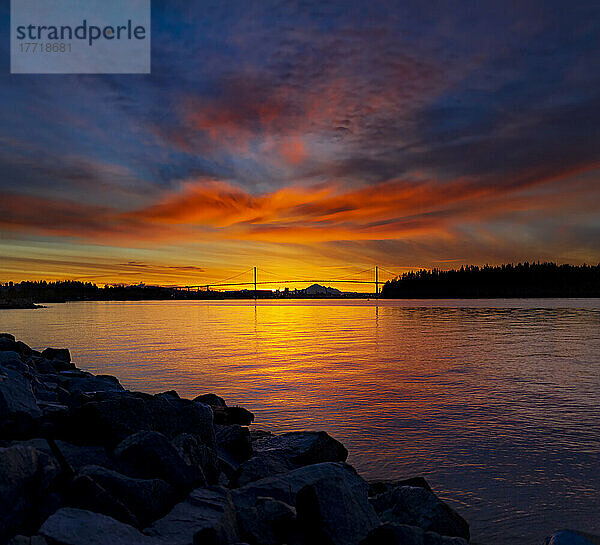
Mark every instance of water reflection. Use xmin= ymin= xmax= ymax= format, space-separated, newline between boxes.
xmin=3 ymin=299 xmax=600 ymax=544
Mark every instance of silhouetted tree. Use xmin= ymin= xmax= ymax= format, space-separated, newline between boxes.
xmin=381 ymin=262 xmax=600 ymax=298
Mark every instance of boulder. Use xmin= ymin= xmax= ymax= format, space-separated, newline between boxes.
xmin=0 ymin=445 xmax=60 ymax=542
xmin=0 ymin=355 xmax=31 ymax=375
xmin=236 ymin=497 xmax=297 ymax=545
xmin=543 ymin=531 xmax=599 ymax=545
xmin=0 ymin=336 xmax=18 ymax=352
xmin=232 ymin=462 xmax=370 ymax=543
xmin=33 ymin=359 xmax=60 ymax=375
xmin=149 ymin=394 xmax=215 ymax=446
xmin=70 ymin=392 xmax=215 ymax=447
xmin=114 ymin=431 xmax=205 ymax=492
xmin=63 ymin=374 xmax=124 ymax=394
xmin=370 ymin=485 xmax=469 ymax=540
xmin=67 ymin=474 xmax=139 ymax=527
xmin=79 ymin=465 xmax=175 ymax=527
xmin=216 ymin=424 xmax=252 ymax=463
xmin=193 ymin=395 xmax=254 ymax=426
xmin=40 ymin=348 xmax=71 ymax=363
xmin=14 ymin=341 xmax=34 ymax=358
xmin=233 ymin=462 xmax=362 ymax=509
xmin=359 ymin=523 xmax=468 ymax=545
xmin=0 ymin=351 xmax=25 ymax=366
xmin=0 ymin=369 xmax=42 ymax=436
xmin=39 ymin=507 xmax=160 ymax=545
xmin=172 ymin=433 xmax=221 ymax=485
xmin=295 ymin=471 xmax=380 ymax=545
xmin=369 ymin=477 xmax=432 ymax=497
xmin=194 ymin=394 xmax=226 ymax=407
xmin=15 ymin=438 xmax=116 ymax=471
xmin=230 ymin=452 xmax=296 ymax=488
xmin=252 ymin=431 xmax=347 ymax=466
xmin=222 ymin=406 xmax=255 ymax=426
xmin=145 ymin=486 xmax=239 ymax=545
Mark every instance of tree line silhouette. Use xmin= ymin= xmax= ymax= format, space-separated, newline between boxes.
xmin=0 ymin=280 xmax=216 ymax=302
xmin=381 ymin=262 xmax=600 ymax=298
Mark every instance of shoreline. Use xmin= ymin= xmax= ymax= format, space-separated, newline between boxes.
xmin=0 ymin=333 xmax=595 ymax=545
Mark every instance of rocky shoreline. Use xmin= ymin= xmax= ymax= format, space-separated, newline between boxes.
xmin=0 ymin=333 xmax=594 ymax=545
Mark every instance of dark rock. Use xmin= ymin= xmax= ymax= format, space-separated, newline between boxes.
xmin=33 ymin=359 xmax=59 ymax=375
xmin=0 ymin=350 xmax=24 ymax=365
xmin=236 ymin=497 xmax=297 ymax=545
xmin=41 ymin=348 xmax=71 ymax=363
xmin=63 ymin=374 xmax=124 ymax=394
xmin=172 ymin=433 xmax=221 ymax=485
xmin=543 ymin=530 xmax=599 ymax=545
xmin=70 ymin=392 xmax=215 ymax=447
xmin=223 ymin=406 xmax=255 ymax=426
xmin=149 ymin=394 xmax=215 ymax=446
xmin=15 ymin=438 xmax=116 ymax=471
xmin=14 ymin=341 xmax=34 ymax=358
xmin=0 ymin=340 xmax=34 ymax=360
xmin=39 ymin=403 xmax=71 ymax=434
xmin=0 ymin=368 xmax=42 ymax=436
xmin=216 ymin=424 xmax=252 ymax=463
xmin=34 ymin=384 xmax=60 ymax=403
xmin=158 ymin=390 xmax=180 ymax=398
xmin=194 ymin=393 xmax=226 ymax=407
xmin=194 ymin=395 xmax=254 ymax=426
xmin=145 ymin=486 xmax=239 ymax=545
xmin=369 ymin=477 xmax=432 ymax=497
xmin=359 ymin=523 xmax=468 ymax=545
xmin=39 ymin=507 xmax=160 ymax=545
xmin=0 ymin=336 xmax=18 ymax=352
xmin=50 ymin=359 xmax=77 ymax=372
xmin=114 ymin=431 xmax=205 ymax=492
xmin=233 ymin=462 xmax=362 ymax=509
xmin=69 ymin=395 xmax=153 ymax=445
xmin=0 ymin=445 xmax=60 ymax=542
xmin=0 ymin=353 xmax=31 ymax=375
xmin=68 ymin=474 xmax=139 ymax=527
xmin=218 ymin=451 xmax=240 ymax=482
xmin=79 ymin=465 xmax=175 ymax=527
xmin=232 ymin=462 xmax=369 ymax=544
xmin=231 ymin=452 xmax=296 ymax=488
xmin=252 ymin=431 xmax=347 ymax=467
xmin=370 ymin=485 xmax=469 ymax=540
xmin=295 ymin=470 xmax=380 ymax=545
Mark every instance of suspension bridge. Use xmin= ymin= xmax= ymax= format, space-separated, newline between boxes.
xmin=172 ymin=266 xmax=400 ymax=295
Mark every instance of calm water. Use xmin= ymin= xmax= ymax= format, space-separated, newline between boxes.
xmin=2 ymin=299 xmax=600 ymax=544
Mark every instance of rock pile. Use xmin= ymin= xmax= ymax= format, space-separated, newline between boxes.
xmin=0 ymin=333 xmax=586 ymax=545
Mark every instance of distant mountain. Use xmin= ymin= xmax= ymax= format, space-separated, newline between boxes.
xmin=303 ymin=284 xmax=342 ymax=296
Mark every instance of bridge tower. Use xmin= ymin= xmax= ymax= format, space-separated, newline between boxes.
xmin=254 ymin=267 xmax=257 ymax=300
xmin=375 ymin=266 xmax=379 ymax=296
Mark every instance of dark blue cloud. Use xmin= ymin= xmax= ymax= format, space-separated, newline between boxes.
xmin=0 ymin=0 xmax=598 ymax=207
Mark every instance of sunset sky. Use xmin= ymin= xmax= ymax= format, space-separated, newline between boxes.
xmin=1 ymin=1 xmax=599 ymax=287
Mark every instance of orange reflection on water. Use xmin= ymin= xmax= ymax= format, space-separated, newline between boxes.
xmin=3 ymin=299 xmax=600 ymax=545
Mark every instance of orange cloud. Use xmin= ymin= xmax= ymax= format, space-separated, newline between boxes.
xmin=2 ymin=163 xmax=599 ymax=248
